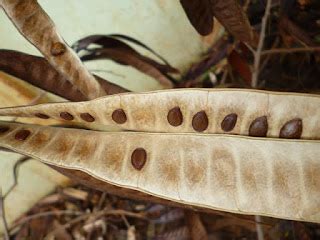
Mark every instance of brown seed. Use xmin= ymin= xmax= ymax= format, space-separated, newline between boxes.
xmin=167 ymin=107 xmax=183 ymax=126
xmin=0 ymin=126 xmax=10 ymax=134
xmin=279 ymin=118 xmax=303 ymax=139
xmin=60 ymin=112 xmax=74 ymax=121
xmin=15 ymin=130 xmax=31 ymax=141
xmin=51 ymin=42 xmax=66 ymax=56
xmin=35 ymin=113 xmax=50 ymax=119
xmin=192 ymin=111 xmax=209 ymax=132
xmin=80 ymin=113 xmax=95 ymax=122
xmin=221 ymin=113 xmax=238 ymax=132
xmin=112 ymin=109 xmax=127 ymax=124
xmin=249 ymin=116 xmax=268 ymax=137
xmin=131 ymin=148 xmax=147 ymax=170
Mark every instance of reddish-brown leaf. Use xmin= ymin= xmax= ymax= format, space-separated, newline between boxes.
xmin=180 ymin=0 xmax=214 ymax=36
xmin=228 ymin=49 xmax=252 ymax=85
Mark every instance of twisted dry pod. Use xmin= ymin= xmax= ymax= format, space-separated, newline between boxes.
xmin=0 ymin=0 xmax=106 ymax=99
xmin=0 ymin=89 xmax=319 ymax=139
xmin=0 ymin=121 xmax=319 ymax=223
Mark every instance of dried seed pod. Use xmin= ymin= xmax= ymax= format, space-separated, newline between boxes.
xmin=0 ymin=0 xmax=105 ymax=99
xmin=0 ymin=121 xmax=319 ymax=224
xmin=0 ymin=50 xmax=129 ymax=101
xmin=0 ymin=89 xmax=318 ymax=139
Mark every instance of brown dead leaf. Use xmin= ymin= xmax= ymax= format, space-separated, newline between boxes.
xmin=228 ymin=49 xmax=252 ymax=85
xmin=212 ymin=0 xmax=257 ymax=47
xmin=82 ymin=48 xmax=174 ymax=88
xmin=73 ymin=35 xmax=179 ymax=75
xmin=185 ymin=211 xmax=208 ymax=240
xmin=180 ymin=0 xmax=214 ymax=36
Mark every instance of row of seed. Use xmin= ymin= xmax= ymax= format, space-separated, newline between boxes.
xmin=33 ymin=106 xmax=303 ymax=139
xmin=0 ymin=125 xmax=147 ymax=171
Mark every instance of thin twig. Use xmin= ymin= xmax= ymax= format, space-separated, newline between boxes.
xmin=255 ymin=215 xmax=264 ymax=240
xmin=0 ymin=189 xmax=10 ymax=240
xmin=46 ymin=209 xmax=147 ymax=238
xmin=11 ymin=210 xmax=84 ymax=230
xmin=3 ymin=156 xmax=31 ymax=199
xmin=251 ymin=0 xmax=272 ymax=88
xmin=261 ymin=47 xmax=320 ymax=55
xmin=259 ymin=37 xmax=280 ymax=72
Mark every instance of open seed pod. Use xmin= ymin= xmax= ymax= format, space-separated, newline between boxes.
xmin=0 ymin=88 xmax=319 ymax=223
xmin=0 ymin=89 xmax=318 ymax=139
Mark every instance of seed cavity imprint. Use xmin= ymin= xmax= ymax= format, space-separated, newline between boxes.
xmin=51 ymin=42 xmax=66 ymax=56
xmin=60 ymin=112 xmax=74 ymax=121
xmin=221 ymin=113 xmax=238 ymax=132
xmin=167 ymin=107 xmax=183 ymax=127
xmin=15 ymin=130 xmax=31 ymax=141
xmin=80 ymin=113 xmax=95 ymax=122
xmin=0 ymin=126 xmax=10 ymax=134
xmin=279 ymin=118 xmax=303 ymax=139
xmin=249 ymin=116 xmax=268 ymax=137
xmin=112 ymin=109 xmax=127 ymax=124
xmin=192 ymin=111 xmax=209 ymax=132
xmin=35 ymin=113 xmax=50 ymax=119
xmin=131 ymin=148 xmax=147 ymax=171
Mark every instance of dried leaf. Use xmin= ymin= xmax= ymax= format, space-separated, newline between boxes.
xmin=211 ymin=0 xmax=257 ymax=47
xmin=279 ymin=15 xmax=317 ymax=47
xmin=293 ymin=222 xmax=312 ymax=240
xmin=73 ymin=35 xmax=179 ymax=75
xmin=152 ymin=209 xmax=184 ymax=224
xmin=0 ymin=50 xmax=128 ymax=101
xmin=181 ymin=38 xmax=229 ymax=84
xmin=153 ymin=226 xmax=190 ymax=240
xmin=228 ymin=49 xmax=252 ymax=85
xmin=185 ymin=211 xmax=208 ymax=240
xmin=180 ymin=0 xmax=214 ymax=36
xmin=81 ymin=48 xmax=174 ymax=88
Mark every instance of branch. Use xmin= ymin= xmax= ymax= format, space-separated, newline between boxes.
xmin=0 ymin=189 xmax=10 ymax=240
xmin=251 ymin=0 xmax=272 ymax=88
xmin=261 ymin=47 xmax=320 ymax=55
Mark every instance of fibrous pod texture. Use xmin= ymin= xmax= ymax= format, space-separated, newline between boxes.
xmin=0 ymin=89 xmax=319 ymax=139
xmin=0 ymin=121 xmax=319 ymax=223
xmin=0 ymin=0 xmax=105 ymax=99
